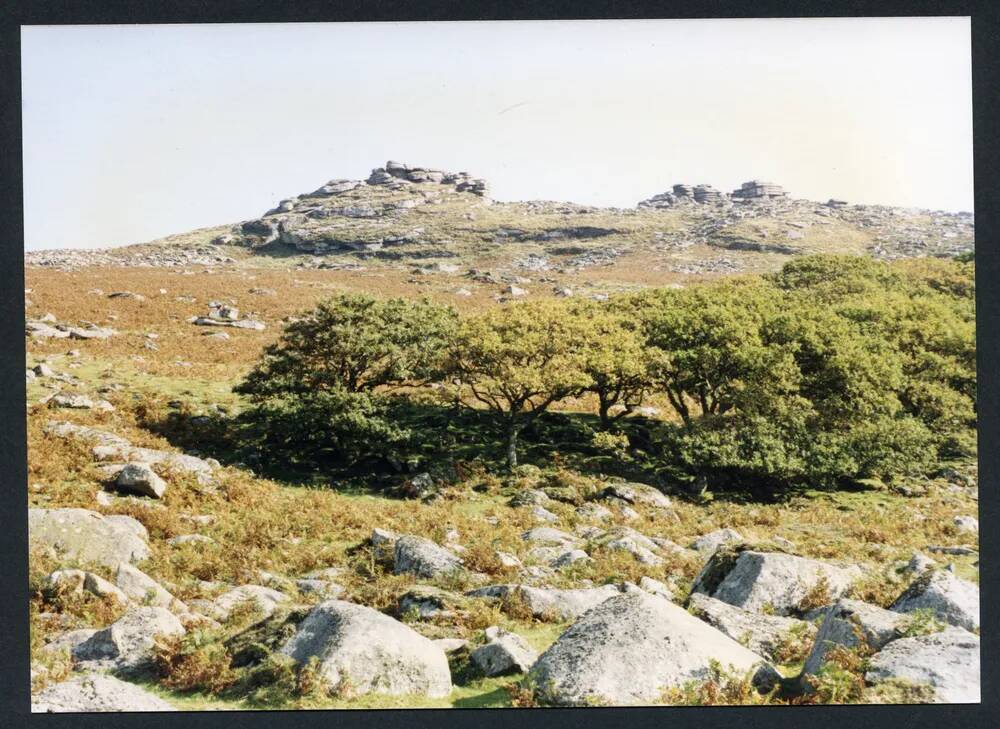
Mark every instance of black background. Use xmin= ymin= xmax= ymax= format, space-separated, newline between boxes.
xmin=0 ymin=2 xmax=996 ymax=727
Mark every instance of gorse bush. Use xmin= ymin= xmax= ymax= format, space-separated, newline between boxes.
xmin=234 ymin=255 xmax=975 ymax=491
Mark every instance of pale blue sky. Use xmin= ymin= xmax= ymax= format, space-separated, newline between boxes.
xmin=22 ymin=18 xmax=972 ymax=251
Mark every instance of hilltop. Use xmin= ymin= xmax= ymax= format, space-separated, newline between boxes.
xmin=27 ymin=161 xmax=974 ymax=293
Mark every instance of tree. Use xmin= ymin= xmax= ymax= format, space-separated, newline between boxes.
xmin=446 ymin=300 xmax=595 ymax=469
xmin=640 ymin=278 xmax=800 ymax=425
xmin=234 ymin=294 xmax=457 ymax=469
xmin=235 ymin=293 xmax=457 ymax=399
xmin=570 ymin=300 xmax=653 ymax=429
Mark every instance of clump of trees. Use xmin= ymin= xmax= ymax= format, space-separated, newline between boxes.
xmin=235 ymin=255 xmax=975 ymax=492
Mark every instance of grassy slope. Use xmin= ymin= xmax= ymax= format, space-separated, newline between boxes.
xmin=25 ymin=264 xmax=979 ymax=709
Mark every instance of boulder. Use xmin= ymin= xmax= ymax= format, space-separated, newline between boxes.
xmin=213 ymin=585 xmax=290 ymax=621
xmin=865 ymin=627 xmax=980 ymax=703
xmin=393 ymin=535 xmax=464 ymax=578
xmin=690 ymin=528 xmax=744 ymax=555
xmin=510 ymin=489 xmax=550 ymax=507
xmin=114 ymin=563 xmax=186 ymax=613
xmin=279 ymin=600 xmax=451 ymax=697
xmin=41 ymin=629 xmax=100 ymax=657
xmin=521 ymin=527 xmax=578 ymax=546
xmin=470 ymin=626 xmax=539 ymax=676
xmin=114 ymin=463 xmax=167 ymax=499
xmin=74 ymin=606 xmax=185 ymax=676
xmin=953 ymin=516 xmax=978 ymax=534
xmin=41 ymin=569 xmax=129 ymax=604
xmin=799 ymin=599 xmax=909 ymax=684
xmin=890 ymin=570 xmax=979 ymax=631
xmin=31 ymin=673 xmax=176 ymax=712
xmin=296 ymin=578 xmax=345 ymax=599
xmin=370 ymin=527 xmax=399 ymax=561
xmin=398 ymin=585 xmax=471 ymax=619
xmin=466 ymin=583 xmax=622 ymax=621
xmin=638 ymin=576 xmax=675 ymax=601
xmin=598 ymin=482 xmax=672 ymax=510
xmin=692 ymin=548 xmax=861 ymax=616
xmin=529 ymin=592 xmax=778 ymax=706
xmin=551 ymin=549 xmax=593 ymax=568
xmin=29 ymin=508 xmax=151 ymax=567
xmin=688 ymin=593 xmax=814 ymax=663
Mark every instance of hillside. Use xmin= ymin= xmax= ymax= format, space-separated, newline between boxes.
xmin=27 ymin=161 xmax=974 ymax=292
xmin=24 ymin=163 xmax=979 ymax=712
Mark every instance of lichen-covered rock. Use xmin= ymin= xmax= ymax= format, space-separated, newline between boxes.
xmin=213 ymin=585 xmax=290 ymax=621
xmin=799 ymin=599 xmax=909 ymax=685
xmin=470 ymin=626 xmax=538 ymax=676
xmin=398 ymin=585 xmax=471 ymax=619
xmin=74 ymin=606 xmax=185 ymax=676
xmin=114 ymin=463 xmax=167 ymax=498
xmin=597 ymin=482 xmax=672 ymax=510
xmin=466 ymin=583 xmax=623 ymax=621
xmin=29 ymin=508 xmax=151 ymax=567
xmin=890 ymin=569 xmax=979 ymax=631
xmin=865 ymin=627 xmax=980 ymax=703
xmin=32 ymin=673 xmax=176 ymax=712
xmin=690 ymin=528 xmax=744 ymax=555
xmin=688 ymin=592 xmax=814 ymax=662
xmin=529 ymin=592 xmax=778 ymax=706
xmin=279 ymin=600 xmax=452 ymax=697
xmin=692 ymin=548 xmax=861 ymax=616
xmin=393 ymin=535 xmax=464 ymax=578
xmin=114 ymin=563 xmax=187 ymax=613
xmin=41 ymin=569 xmax=129 ymax=604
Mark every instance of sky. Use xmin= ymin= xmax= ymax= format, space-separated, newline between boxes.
xmin=21 ymin=18 xmax=973 ymax=251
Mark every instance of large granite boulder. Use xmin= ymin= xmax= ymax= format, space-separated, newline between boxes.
xmin=279 ymin=600 xmax=451 ymax=697
xmin=466 ymin=583 xmax=622 ymax=621
xmin=692 ymin=548 xmax=861 ymax=616
xmin=528 ymin=592 xmax=778 ymax=706
xmin=865 ymin=626 xmax=980 ymax=703
xmin=687 ymin=592 xmax=814 ymax=662
xmin=597 ymin=482 xmax=672 ymax=510
xmin=74 ymin=606 xmax=185 ymax=677
xmin=29 ymin=508 xmax=151 ymax=567
xmin=799 ymin=599 xmax=909 ymax=687
xmin=470 ymin=626 xmax=538 ymax=676
xmin=213 ymin=585 xmax=290 ymax=621
xmin=393 ymin=535 xmax=464 ymax=578
xmin=890 ymin=570 xmax=980 ymax=631
xmin=114 ymin=563 xmax=187 ymax=613
xmin=31 ymin=673 xmax=176 ymax=712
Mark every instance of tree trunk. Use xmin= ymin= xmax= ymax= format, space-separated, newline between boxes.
xmin=506 ymin=423 xmax=520 ymax=470
xmin=598 ymin=398 xmax=612 ymax=430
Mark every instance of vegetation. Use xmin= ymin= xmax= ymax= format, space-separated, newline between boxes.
xmin=24 ymin=251 xmax=977 ymax=709
xmin=233 ymin=255 xmax=975 ymax=492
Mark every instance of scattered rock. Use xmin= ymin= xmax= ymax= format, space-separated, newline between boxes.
xmin=279 ymin=600 xmax=452 ymax=697
xmin=74 ymin=606 xmax=185 ymax=676
xmin=692 ymin=548 xmax=861 ymax=616
xmin=528 ymin=592 xmax=778 ymax=706
xmin=471 ymin=626 xmax=539 ymax=676
xmin=953 ymin=516 xmax=978 ymax=534
xmin=688 ymin=592 xmax=815 ymax=663
xmin=31 ymin=673 xmax=176 ymax=712
xmin=890 ymin=569 xmax=979 ymax=631
xmin=799 ymin=599 xmax=910 ymax=686
xmin=393 ymin=535 xmax=464 ymax=578
xmin=114 ymin=463 xmax=167 ymax=499
xmin=466 ymin=583 xmax=622 ymax=621
xmin=29 ymin=508 xmax=151 ymax=567
xmin=865 ymin=626 xmax=980 ymax=703
xmin=114 ymin=563 xmax=186 ymax=613
xmin=597 ymin=482 xmax=672 ymax=510
xmin=690 ymin=528 xmax=744 ymax=555
xmin=213 ymin=585 xmax=291 ymax=621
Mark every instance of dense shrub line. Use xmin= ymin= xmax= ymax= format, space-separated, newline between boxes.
xmin=234 ymin=255 xmax=975 ymax=492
